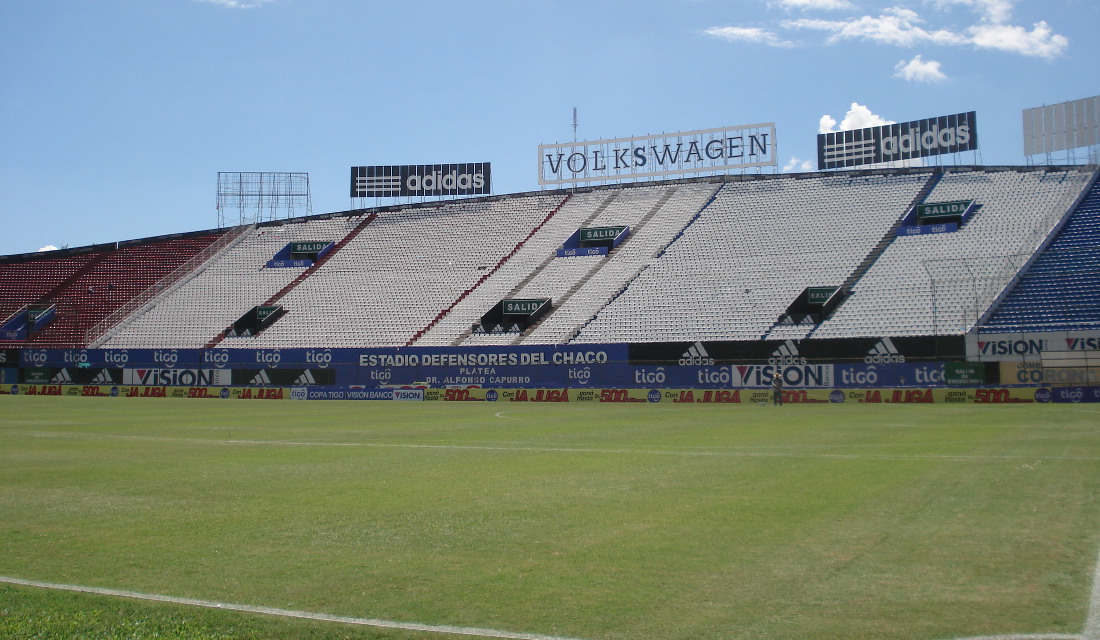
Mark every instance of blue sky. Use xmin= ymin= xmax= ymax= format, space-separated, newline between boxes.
xmin=1 ymin=0 xmax=1096 ymax=256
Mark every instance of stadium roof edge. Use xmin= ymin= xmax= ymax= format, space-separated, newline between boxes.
xmin=0 ymin=226 xmax=236 ymax=265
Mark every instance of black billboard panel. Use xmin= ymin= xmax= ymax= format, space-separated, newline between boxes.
xmin=629 ymin=336 xmax=965 ymax=365
xmin=0 ymin=348 xmax=18 ymax=367
xmin=817 ymin=112 xmax=977 ymax=169
xmin=351 ymin=163 xmax=491 ymax=198
xmin=232 ymin=369 xmax=337 ymax=386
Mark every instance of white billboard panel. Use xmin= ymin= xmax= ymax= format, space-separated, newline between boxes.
xmin=1023 ymin=95 xmax=1100 ymax=156
xmin=538 ymin=123 xmax=777 ymax=186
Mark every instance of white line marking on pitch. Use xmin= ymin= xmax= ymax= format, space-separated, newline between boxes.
xmin=12 ymin=430 xmax=1100 ymax=463
xmin=1084 ymin=536 xmax=1100 ymax=640
xmin=0 ymin=576 xmax=585 ymax=640
xmin=942 ymin=635 xmax=1081 ymax=639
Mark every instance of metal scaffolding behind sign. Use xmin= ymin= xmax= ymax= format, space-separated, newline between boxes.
xmin=217 ymin=172 xmax=312 ymax=228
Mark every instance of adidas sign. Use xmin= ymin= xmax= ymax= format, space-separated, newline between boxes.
xmin=679 ymin=342 xmax=715 ymax=366
xmin=768 ymin=340 xmax=807 ymax=365
xmin=249 ymin=370 xmax=272 ymax=385
xmin=865 ymin=337 xmax=905 ymax=363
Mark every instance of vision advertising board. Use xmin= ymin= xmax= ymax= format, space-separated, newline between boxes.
xmin=538 ymin=123 xmax=777 ymax=186
xmin=351 ymin=163 xmax=491 ymax=198
xmin=966 ymin=330 xmax=1100 ymax=362
xmin=817 ymin=111 xmax=977 ymax=169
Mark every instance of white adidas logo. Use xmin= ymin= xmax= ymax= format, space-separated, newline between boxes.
xmin=865 ymin=337 xmax=905 ymax=363
xmin=678 ymin=342 xmax=715 ymax=365
xmin=51 ymin=369 xmax=73 ymax=384
xmin=768 ymin=340 xmax=807 ymax=365
xmin=293 ymin=370 xmax=316 ymax=385
xmin=249 ymin=370 xmax=272 ymax=385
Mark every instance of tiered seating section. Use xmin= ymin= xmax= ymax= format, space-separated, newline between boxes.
xmin=0 ymin=233 xmax=226 ymax=347
xmin=434 ymin=183 xmax=719 ymax=347
xmin=4 ymin=166 xmax=1096 ymax=349
xmin=980 ymin=176 xmax=1100 ymax=332
xmin=812 ymin=168 xmax=1094 ymax=338
xmin=223 ymin=196 xmax=567 ymax=348
xmin=573 ymin=172 xmax=931 ymax=343
xmin=0 ymin=252 xmax=101 ymax=324
xmin=103 ymin=217 xmax=363 ymax=348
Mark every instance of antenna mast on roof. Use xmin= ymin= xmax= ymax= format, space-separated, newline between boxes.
xmin=572 ymin=107 xmax=578 ymax=143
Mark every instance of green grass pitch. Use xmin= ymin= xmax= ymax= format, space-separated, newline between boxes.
xmin=2 ymin=396 xmax=1100 ymax=640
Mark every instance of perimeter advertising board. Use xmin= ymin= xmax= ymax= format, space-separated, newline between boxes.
xmin=539 ymin=123 xmax=777 ymax=186
xmin=967 ymin=330 xmax=1100 ymax=362
xmin=14 ymin=339 xmax=970 ymax=390
xmin=9 ymin=345 xmax=1100 ymax=401
xmin=818 ymin=111 xmax=977 ymax=169
xmin=351 ymin=163 xmax=491 ymax=198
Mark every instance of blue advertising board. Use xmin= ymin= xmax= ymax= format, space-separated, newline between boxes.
xmin=898 ymin=223 xmax=958 ymax=236
xmin=15 ymin=347 xmax=961 ymax=390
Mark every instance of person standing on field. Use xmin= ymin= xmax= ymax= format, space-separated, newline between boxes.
xmin=772 ymin=370 xmax=783 ymax=406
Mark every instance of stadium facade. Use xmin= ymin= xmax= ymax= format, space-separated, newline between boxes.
xmin=3 ymin=113 xmax=1100 ymax=403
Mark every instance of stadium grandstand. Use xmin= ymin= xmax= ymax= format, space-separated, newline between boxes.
xmin=1 ymin=164 xmax=1096 ymax=350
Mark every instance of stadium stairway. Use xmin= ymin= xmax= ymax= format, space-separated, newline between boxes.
xmin=204 ymin=213 xmax=379 ymax=348
xmin=571 ymin=172 xmax=929 ymax=343
xmin=520 ymin=186 xmax=696 ymax=345
xmin=444 ymin=191 xmax=618 ymax=346
xmin=839 ymin=169 xmax=944 ymax=291
xmin=87 ymin=225 xmax=251 ymax=348
xmin=774 ymin=168 xmax=946 ymax=341
xmin=564 ymin=182 xmax=725 ymax=343
xmin=404 ymin=194 xmax=573 ymax=347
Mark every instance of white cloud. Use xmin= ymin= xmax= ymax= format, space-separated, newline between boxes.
xmin=968 ymin=21 xmax=1068 ymax=59
xmin=196 ymin=0 xmax=274 ymax=8
xmin=819 ymin=104 xmax=928 ymax=168
xmin=893 ymin=54 xmax=947 ymax=82
xmin=37 ymin=245 xmax=59 ymax=252
xmin=783 ymin=4 xmax=1066 ymax=58
xmin=703 ymin=26 xmax=794 ymax=47
xmin=785 ymin=8 xmax=967 ymax=47
xmin=783 ymin=157 xmax=815 ymax=172
xmin=769 ymin=0 xmax=855 ymax=10
xmin=819 ymin=102 xmax=895 ymax=133
xmin=710 ymin=1 xmax=1067 ymax=60
xmin=928 ymin=0 xmax=1016 ymax=24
